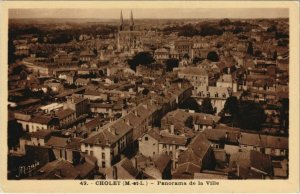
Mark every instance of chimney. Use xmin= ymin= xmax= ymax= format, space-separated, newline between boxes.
xmin=170 ymin=124 xmax=175 ymax=135
xmin=134 ymin=110 xmax=138 ymax=117
xmin=134 ymin=157 xmax=138 ymax=168
xmin=178 ymin=82 xmax=182 ymax=88
xmin=113 ymin=166 xmax=118 ymax=179
xmin=225 ymin=132 xmax=229 ymax=140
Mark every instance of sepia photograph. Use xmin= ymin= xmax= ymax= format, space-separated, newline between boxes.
xmin=1 ymin=1 xmax=299 ymax=193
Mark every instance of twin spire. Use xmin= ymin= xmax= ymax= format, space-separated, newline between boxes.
xmin=119 ymin=10 xmax=134 ymax=31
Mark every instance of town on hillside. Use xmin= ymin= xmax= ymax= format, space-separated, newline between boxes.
xmin=7 ymin=9 xmax=289 ymax=180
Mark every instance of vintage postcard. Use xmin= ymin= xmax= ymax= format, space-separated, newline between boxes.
xmin=0 ymin=1 xmax=299 ymax=193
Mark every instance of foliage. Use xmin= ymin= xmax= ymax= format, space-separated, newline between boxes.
xmin=165 ymin=58 xmax=179 ymax=72
xmin=200 ymin=97 xmax=215 ymax=114
xmin=207 ymin=51 xmax=219 ymax=62
xmin=127 ymin=52 xmax=155 ymax=71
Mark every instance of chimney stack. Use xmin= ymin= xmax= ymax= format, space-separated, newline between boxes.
xmin=170 ymin=124 xmax=175 ymax=135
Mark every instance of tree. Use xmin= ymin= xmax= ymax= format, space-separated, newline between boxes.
xmin=224 ymin=96 xmax=239 ymax=116
xmin=273 ymin=50 xmax=278 ymax=60
xmin=165 ymin=58 xmax=179 ymax=72
xmin=183 ymin=53 xmax=190 ymax=60
xmin=201 ymin=97 xmax=215 ymax=114
xmin=219 ymin=18 xmax=231 ymax=26
xmin=142 ymin=88 xmax=150 ymax=95
xmin=179 ymin=97 xmax=201 ymax=112
xmin=127 ymin=52 xmax=155 ymax=71
xmin=238 ymin=101 xmax=266 ymax=131
xmin=223 ymin=96 xmax=239 ymax=126
xmin=192 ymin=57 xmax=203 ymax=64
xmin=207 ymin=51 xmax=219 ymax=62
xmin=247 ymin=42 xmax=253 ymax=55
xmin=279 ymin=98 xmax=289 ymax=131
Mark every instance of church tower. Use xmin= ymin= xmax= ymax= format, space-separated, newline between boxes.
xmin=119 ymin=10 xmax=124 ymax=31
xmin=130 ymin=10 xmax=134 ymax=31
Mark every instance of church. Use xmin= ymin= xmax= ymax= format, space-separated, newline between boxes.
xmin=117 ymin=10 xmax=143 ymax=53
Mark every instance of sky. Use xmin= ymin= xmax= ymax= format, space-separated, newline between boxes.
xmin=9 ymin=8 xmax=288 ymax=19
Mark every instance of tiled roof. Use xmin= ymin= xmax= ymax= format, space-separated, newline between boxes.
xmin=30 ymin=130 xmax=52 ymax=139
xmin=153 ymin=154 xmax=171 ymax=173
xmin=29 ymin=115 xmax=53 ymax=125
xmin=46 ymin=136 xmax=69 ymax=148
xmin=55 ymin=109 xmax=75 ymax=119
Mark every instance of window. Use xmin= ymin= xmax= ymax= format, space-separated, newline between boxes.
xmin=90 ymin=150 xmax=94 ymax=156
xmin=153 ymin=152 xmax=155 ymax=155
xmin=102 ymin=161 xmax=106 ymax=168
xmin=145 ymin=137 xmax=148 ymax=141
xmin=102 ymin=153 xmax=105 ymax=159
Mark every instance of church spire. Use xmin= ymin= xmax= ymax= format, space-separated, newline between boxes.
xmin=120 ymin=10 xmax=124 ymax=31
xmin=130 ymin=10 xmax=134 ymax=31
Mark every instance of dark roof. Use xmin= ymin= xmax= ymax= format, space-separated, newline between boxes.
xmin=32 ymin=160 xmax=79 ymax=179
xmin=84 ymin=117 xmax=102 ymax=130
xmin=30 ymin=115 xmax=53 ymax=125
xmin=176 ymin=162 xmax=201 ymax=175
xmin=81 ymin=130 xmax=116 ymax=146
xmin=119 ymin=158 xmax=140 ymax=178
xmin=75 ymin=162 xmax=95 ymax=178
xmin=55 ymin=109 xmax=75 ymax=119
xmin=66 ymin=138 xmax=83 ymax=150
xmin=30 ymin=130 xmax=52 ymax=139
xmin=229 ymin=149 xmax=272 ymax=177
xmin=153 ymin=154 xmax=171 ymax=173
xmin=204 ymin=128 xmax=240 ymax=144
xmin=46 ymin=136 xmax=69 ymax=148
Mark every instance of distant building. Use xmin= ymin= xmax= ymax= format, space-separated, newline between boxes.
xmin=64 ymin=95 xmax=88 ymax=117
xmin=117 ymin=10 xmax=142 ymax=53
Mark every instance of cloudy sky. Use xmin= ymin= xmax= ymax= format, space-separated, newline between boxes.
xmin=9 ymin=8 xmax=288 ymax=19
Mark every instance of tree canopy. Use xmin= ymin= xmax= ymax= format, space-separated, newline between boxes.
xmin=165 ymin=58 xmax=179 ymax=72
xmin=127 ymin=52 xmax=155 ymax=71
xmin=207 ymin=51 xmax=219 ymax=62
xmin=200 ymin=97 xmax=215 ymax=114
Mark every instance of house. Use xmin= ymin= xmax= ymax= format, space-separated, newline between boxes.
xmin=64 ymin=95 xmax=88 ymax=117
xmin=203 ymin=127 xmax=240 ymax=154
xmin=132 ymin=153 xmax=172 ymax=179
xmin=139 ymin=129 xmax=188 ymax=169
xmin=216 ymin=74 xmax=238 ymax=93
xmin=81 ymin=117 xmax=103 ymax=133
xmin=161 ymin=109 xmax=193 ymax=134
xmin=154 ymin=48 xmax=169 ymax=63
xmin=192 ymin=112 xmax=220 ymax=131
xmin=238 ymin=132 xmax=288 ymax=157
xmin=14 ymin=112 xmax=57 ymax=133
xmin=55 ymin=108 xmax=76 ymax=128
xmin=80 ymin=120 xmax=133 ymax=169
xmin=173 ymin=134 xmax=215 ymax=179
xmin=30 ymin=160 xmax=80 ymax=179
xmin=30 ymin=130 xmax=52 ymax=147
xmin=46 ymin=136 xmax=71 ymax=161
xmin=228 ymin=149 xmax=273 ymax=179
xmin=177 ymin=67 xmax=209 ymax=90
xmin=194 ymin=86 xmax=230 ymax=114
xmin=105 ymin=158 xmax=140 ymax=179
xmin=79 ymin=50 xmax=94 ymax=62
xmin=75 ymin=78 xmax=90 ymax=86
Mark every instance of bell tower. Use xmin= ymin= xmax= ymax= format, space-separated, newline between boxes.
xmin=119 ymin=10 xmax=124 ymax=31
xmin=130 ymin=10 xmax=134 ymax=31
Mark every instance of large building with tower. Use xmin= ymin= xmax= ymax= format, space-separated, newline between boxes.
xmin=117 ymin=10 xmax=143 ymax=53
